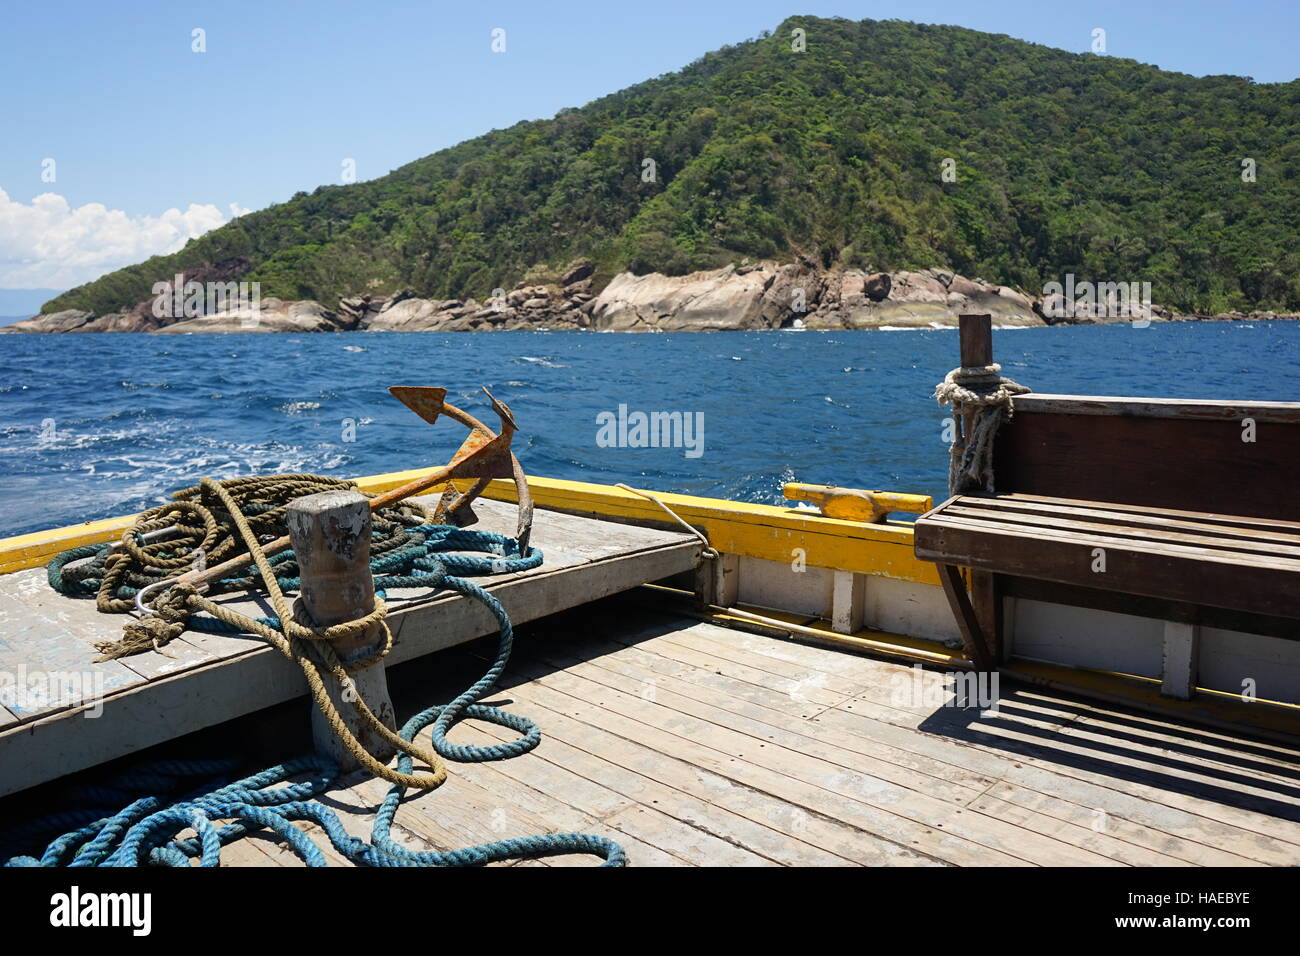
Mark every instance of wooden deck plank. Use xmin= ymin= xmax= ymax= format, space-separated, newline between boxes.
xmin=823 ymin=692 xmax=1296 ymax=866
xmin=499 ymin=646 xmax=1072 ymax=863
xmin=349 ymin=766 xmax=685 ymax=867
xmin=539 ymin=633 xmax=997 ymax=799
xmin=809 ymin=699 xmax=1274 ymax=867
xmin=219 ymin=612 xmax=1300 ymax=868
xmin=604 ymin=609 xmax=1300 ymax=866
xmin=982 ymin=706 xmax=1300 ymax=813
xmin=442 ymin=754 xmax=718 ymax=868
xmin=561 ymin=629 xmax=854 ymax=716
xmin=647 ymin=657 xmax=1256 ymax=865
xmin=645 ymin=616 xmax=960 ymax=700
xmin=491 ymin=664 xmax=1026 ymax=866
xmin=0 ymin=592 xmax=142 ymax=723
xmin=9 ymin=596 xmax=1298 ymax=867
xmin=1046 ymin=714 xmax=1300 ymax=806
xmin=639 ymin=618 xmax=1299 ymax=794
xmin=1057 ymin=700 xmax=1300 ymax=791
xmin=0 ymin=567 xmax=217 ymax=683
xmin=525 ymin=637 xmax=1197 ymax=868
xmin=217 ymin=831 xmax=285 ymax=868
xmin=459 ymin=704 xmax=865 ymax=866
xmin=312 ymin=775 xmax=503 ymax=865
xmin=536 ymin=631 xmax=1200 ymax=867
xmin=825 ymin=674 xmax=1300 ymax=863
xmin=350 ymin=772 xmax=594 ymax=865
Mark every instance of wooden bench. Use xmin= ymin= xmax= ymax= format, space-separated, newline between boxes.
xmin=916 ymin=493 xmax=1300 ymax=671
xmin=913 ymin=317 xmax=1300 ymax=697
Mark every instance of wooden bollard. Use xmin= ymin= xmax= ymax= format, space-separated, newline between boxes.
xmin=956 ymin=313 xmax=994 ymax=478
xmin=285 ymin=489 xmax=397 ymax=770
xmin=955 ymin=314 xmax=1001 ymax=661
xmin=958 ymin=313 xmax=993 ymax=368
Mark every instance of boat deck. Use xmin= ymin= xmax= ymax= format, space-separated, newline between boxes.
xmin=0 ymin=499 xmax=699 ymax=797
xmin=230 ymin=598 xmax=1300 ymax=867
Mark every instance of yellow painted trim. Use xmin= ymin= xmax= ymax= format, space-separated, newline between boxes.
xmin=460 ymin=475 xmax=938 ymax=585
xmin=783 ymin=482 xmax=932 ymax=521
xmin=0 ymin=514 xmax=140 ymax=576
xmin=0 ymin=468 xmax=935 ymax=585
xmin=716 ymin=606 xmax=966 ymax=665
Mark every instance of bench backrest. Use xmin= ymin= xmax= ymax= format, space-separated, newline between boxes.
xmin=992 ymin=394 xmax=1300 ymax=522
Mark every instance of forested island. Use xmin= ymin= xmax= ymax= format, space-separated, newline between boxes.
xmin=13 ymin=16 xmax=1300 ymax=332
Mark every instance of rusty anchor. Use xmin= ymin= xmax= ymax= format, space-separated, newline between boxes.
xmin=163 ymin=385 xmax=534 ymax=594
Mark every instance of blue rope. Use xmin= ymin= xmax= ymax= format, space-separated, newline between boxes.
xmin=9 ymin=526 xmax=626 ymax=868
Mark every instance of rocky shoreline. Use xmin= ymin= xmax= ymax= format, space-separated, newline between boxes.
xmin=5 ymin=259 xmax=1296 ymax=334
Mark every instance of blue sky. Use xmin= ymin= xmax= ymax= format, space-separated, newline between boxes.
xmin=1 ymin=0 xmax=1297 ymax=297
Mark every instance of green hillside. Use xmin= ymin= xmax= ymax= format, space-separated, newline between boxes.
xmin=45 ymin=16 xmax=1300 ymax=316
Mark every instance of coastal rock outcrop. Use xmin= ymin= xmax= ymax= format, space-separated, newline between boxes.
xmin=585 ymin=263 xmax=1043 ymax=331
xmin=588 ymin=265 xmax=777 ymax=331
xmin=154 ymin=299 xmax=351 ymax=334
xmin=12 ymin=261 xmax=1295 ymax=334
xmin=2 ymin=309 xmax=97 ymax=333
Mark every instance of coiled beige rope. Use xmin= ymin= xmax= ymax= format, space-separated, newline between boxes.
xmin=934 ymin=363 xmax=1030 ymax=494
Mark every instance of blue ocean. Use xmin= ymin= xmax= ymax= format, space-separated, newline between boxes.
xmin=0 ymin=322 xmax=1296 ymax=538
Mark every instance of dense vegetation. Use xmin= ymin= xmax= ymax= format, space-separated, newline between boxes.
xmin=46 ymin=16 xmax=1300 ymax=316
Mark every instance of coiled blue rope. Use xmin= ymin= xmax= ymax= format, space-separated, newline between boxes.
xmin=8 ymin=526 xmax=626 ymax=867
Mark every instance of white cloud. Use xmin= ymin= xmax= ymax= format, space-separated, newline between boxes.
xmin=0 ymin=188 xmax=244 ymax=289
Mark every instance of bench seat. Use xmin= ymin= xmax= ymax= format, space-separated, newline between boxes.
xmin=914 ymin=493 xmax=1300 ymax=669
xmin=916 ymin=493 xmax=1300 ymax=617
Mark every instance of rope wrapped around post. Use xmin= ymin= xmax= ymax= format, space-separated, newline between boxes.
xmin=35 ymin=472 xmax=628 ymax=866
xmin=934 ymin=362 xmax=1029 ymax=494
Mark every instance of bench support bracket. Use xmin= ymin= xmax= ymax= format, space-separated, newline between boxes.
xmin=936 ymin=563 xmax=995 ymax=671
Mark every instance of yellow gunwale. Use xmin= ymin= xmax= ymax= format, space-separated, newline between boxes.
xmin=0 ymin=469 xmax=939 ymax=583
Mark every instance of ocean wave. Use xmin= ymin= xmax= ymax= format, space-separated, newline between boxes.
xmin=278 ymin=401 xmax=323 ymax=415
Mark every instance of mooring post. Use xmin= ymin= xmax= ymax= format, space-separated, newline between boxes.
xmin=958 ymin=312 xmax=993 ymax=366
xmin=955 ymin=313 xmax=1002 ymax=662
xmin=956 ymin=313 xmax=994 ymax=474
xmin=285 ymin=489 xmax=397 ymax=770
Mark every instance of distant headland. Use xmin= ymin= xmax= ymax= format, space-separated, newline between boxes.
xmin=5 ymin=260 xmax=1293 ymax=334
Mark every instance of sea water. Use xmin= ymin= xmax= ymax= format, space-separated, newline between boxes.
xmin=0 ymin=322 xmax=1295 ymax=537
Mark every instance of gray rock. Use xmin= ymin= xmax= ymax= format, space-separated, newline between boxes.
xmin=2 ymin=309 xmax=96 ymax=333
xmin=888 ymin=271 xmax=948 ymax=304
xmin=946 ymin=274 xmax=984 ymax=297
xmin=588 ymin=264 xmax=777 ymax=331
xmin=364 ymin=298 xmax=451 ymax=331
xmin=154 ymin=298 xmax=349 ymax=333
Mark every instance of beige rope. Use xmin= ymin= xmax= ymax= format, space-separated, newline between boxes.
xmin=615 ymin=483 xmax=718 ymax=559
xmin=122 ymin=477 xmax=449 ymax=791
xmin=934 ymin=363 xmax=1030 ymax=494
